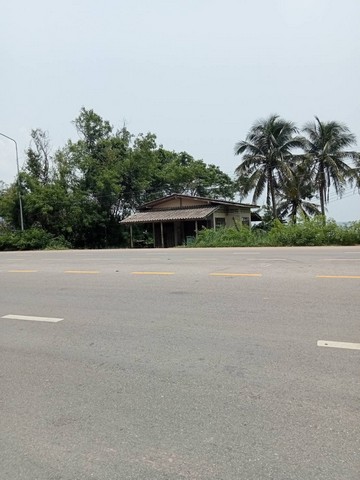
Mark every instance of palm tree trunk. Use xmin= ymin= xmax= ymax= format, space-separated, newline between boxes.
xmin=269 ymin=171 xmax=277 ymax=219
xmin=319 ymin=162 xmax=326 ymax=221
xmin=319 ymin=186 xmax=325 ymax=217
xmin=291 ymin=203 xmax=297 ymax=224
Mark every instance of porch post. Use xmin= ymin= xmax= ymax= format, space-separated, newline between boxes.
xmin=152 ymin=223 xmax=156 ymax=248
xmin=213 ymin=213 xmax=216 ymax=230
xmin=195 ymin=220 xmax=198 ymax=237
xmin=174 ymin=222 xmax=178 ymax=246
xmin=160 ymin=222 xmax=164 ymax=248
xmin=130 ymin=224 xmax=133 ymax=248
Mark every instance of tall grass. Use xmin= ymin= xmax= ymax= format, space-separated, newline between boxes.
xmin=192 ymin=218 xmax=360 ymax=247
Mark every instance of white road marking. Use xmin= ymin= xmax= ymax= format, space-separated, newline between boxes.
xmin=2 ymin=314 xmax=63 ymax=323
xmin=317 ymin=340 xmax=360 ymax=350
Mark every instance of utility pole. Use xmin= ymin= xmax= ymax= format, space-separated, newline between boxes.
xmin=0 ymin=132 xmax=24 ymax=231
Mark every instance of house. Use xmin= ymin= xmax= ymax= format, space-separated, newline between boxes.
xmin=120 ymin=194 xmax=261 ymax=248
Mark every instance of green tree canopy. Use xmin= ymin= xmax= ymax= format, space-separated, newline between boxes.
xmin=302 ymin=117 xmax=358 ymax=217
xmin=0 ymin=108 xmax=235 ymax=247
xmin=276 ymin=162 xmax=320 ymax=223
xmin=234 ymin=114 xmax=304 ymax=218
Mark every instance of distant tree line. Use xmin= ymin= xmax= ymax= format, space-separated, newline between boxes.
xmin=0 ymin=110 xmax=359 ymax=249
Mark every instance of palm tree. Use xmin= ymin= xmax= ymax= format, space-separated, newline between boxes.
xmin=354 ymin=156 xmax=360 ymax=191
xmin=276 ymin=162 xmax=320 ymax=223
xmin=302 ymin=117 xmax=358 ymax=217
xmin=235 ymin=115 xmax=304 ymax=219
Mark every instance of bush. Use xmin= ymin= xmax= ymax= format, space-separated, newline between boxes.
xmin=0 ymin=228 xmax=70 ymax=251
xmin=191 ymin=219 xmax=360 ymax=248
xmin=194 ymin=225 xmax=263 ymax=247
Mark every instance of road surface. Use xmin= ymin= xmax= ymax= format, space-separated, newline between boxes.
xmin=1 ymin=246 xmax=359 ymax=479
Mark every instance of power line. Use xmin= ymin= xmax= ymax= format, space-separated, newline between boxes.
xmin=328 ymin=191 xmax=359 ymax=203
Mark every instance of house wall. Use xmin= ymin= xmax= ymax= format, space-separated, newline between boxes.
xmin=151 ymin=197 xmax=211 ymax=209
xmin=213 ymin=206 xmax=251 ymax=228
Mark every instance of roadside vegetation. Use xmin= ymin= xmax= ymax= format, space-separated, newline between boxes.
xmin=0 ymin=227 xmax=70 ymax=251
xmin=0 ymin=110 xmax=359 ymax=250
xmin=192 ymin=218 xmax=360 ymax=248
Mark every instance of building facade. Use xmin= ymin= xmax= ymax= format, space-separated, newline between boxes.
xmin=120 ymin=194 xmax=260 ymax=248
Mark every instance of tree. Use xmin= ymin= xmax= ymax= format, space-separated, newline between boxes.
xmin=73 ymin=107 xmax=112 ymax=154
xmin=0 ymin=181 xmax=15 ymax=227
xmin=352 ymin=154 xmax=360 ymax=191
xmin=1 ymin=107 xmax=238 ymax=247
xmin=234 ymin=115 xmax=304 ymax=218
xmin=25 ymin=129 xmax=52 ymax=184
xmin=159 ymin=152 xmax=235 ymax=200
xmin=302 ymin=117 xmax=358 ymax=217
xmin=276 ymin=162 xmax=320 ymax=223
xmin=65 ymin=109 xmax=129 ymax=246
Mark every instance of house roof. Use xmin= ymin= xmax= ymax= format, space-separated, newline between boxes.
xmin=139 ymin=194 xmax=258 ymax=210
xmin=120 ymin=206 xmax=219 ymax=224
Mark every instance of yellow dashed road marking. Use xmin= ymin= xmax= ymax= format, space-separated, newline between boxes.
xmin=64 ymin=270 xmax=100 ymax=274
xmin=209 ymin=273 xmax=262 ymax=277
xmin=132 ymin=272 xmax=175 ymax=275
xmin=7 ymin=270 xmax=38 ymax=273
xmin=316 ymin=275 xmax=360 ymax=279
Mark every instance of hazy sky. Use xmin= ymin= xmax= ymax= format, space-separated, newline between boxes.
xmin=1 ymin=0 xmax=359 ymax=221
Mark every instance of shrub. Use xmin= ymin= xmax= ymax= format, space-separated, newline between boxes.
xmin=191 ymin=218 xmax=360 ymax=248
xmin=194 ymin=225 xmax=263 ymax=247
xmin=0 ymin=228 xmax=70 ymax=251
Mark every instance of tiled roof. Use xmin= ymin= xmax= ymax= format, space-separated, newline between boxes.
xmin=120 ymin=206 xmax=219 ymax=224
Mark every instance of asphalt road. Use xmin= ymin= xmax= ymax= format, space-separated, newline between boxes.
xmin=1 ymin=246 xmax=359 ymax=479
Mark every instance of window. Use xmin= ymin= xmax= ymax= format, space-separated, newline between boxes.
xmin=242 ymin=217 xmax=250 ymax=227
xmin=215 ymin=217 xmax=226 ymax=229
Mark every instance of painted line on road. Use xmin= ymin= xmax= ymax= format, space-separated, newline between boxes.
xmin=209 ymin=273 xmax=262 ymax=277
xmin=2 ymin=314 xmax=63 ymax=323
xmin=316 ymin=275 xmax=360 ymax=279
xmin=255 ymin=258 xmax=286 ymax=261
xmin=64 ymin=270 xmax=100 ymax=274
xmin=317 ymin=340 xmax=360 ymax=350
xmin=132 ymin=271 xmax=175 ymax=275
xmin=7 ymin=270 xmax=38 ymax=273
xmin=320 ymin=258 xmax=360 ymax=261
xmin=233 ymin=252 xmax=260 ymax=255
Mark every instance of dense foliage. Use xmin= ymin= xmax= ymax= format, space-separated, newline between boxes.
xmin=0 ymin=227 xmax=69 ymax=251
xmin=193 ymin=219 xmax=360 ymax=247
xmin=0 ymin=109 xmax=235 ymax=248
xmin=235 ymin=114 xmax=359 ymax=222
